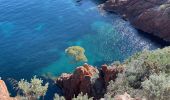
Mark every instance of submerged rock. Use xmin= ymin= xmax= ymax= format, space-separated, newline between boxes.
xmin=102 ymin=0 xmax=170 ymax=41
xmin=56 ymin=63 xmax=124 ymax=100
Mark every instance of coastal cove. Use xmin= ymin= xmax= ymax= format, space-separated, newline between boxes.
xmin=0 ymin=0 xmax=169 ymax=99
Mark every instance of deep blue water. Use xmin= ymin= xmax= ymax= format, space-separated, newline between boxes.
xmin=0 ymin=0 xmax=165 ymax=90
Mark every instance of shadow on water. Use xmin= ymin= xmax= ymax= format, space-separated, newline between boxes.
xmin=137 ymin=30 xmax=170 ymax=47
xmin=73 ymin=0 xmax=106 ymax=6
xmin=42 ymin=77 xmax=63 ymax=100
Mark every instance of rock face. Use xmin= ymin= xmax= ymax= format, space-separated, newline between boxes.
xmin=56 ymin=63 xmax=124 ymax=100
xmin=102 ymin=0 xmax=170 ymax=41
xmin=102 ymin=64 xmax=124 ymax=86
xmin=0 ymin=80 xmax=16 ymax=100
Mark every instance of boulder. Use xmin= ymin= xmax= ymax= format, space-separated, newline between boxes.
xmin=0 ymin=80 xmax=16 ymax=100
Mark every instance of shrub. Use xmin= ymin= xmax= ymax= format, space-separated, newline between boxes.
xmin=54 ymin=94 xmax=65 ymax=100
xmin=72 ymin=92 xmax=93 ymax=100
xmin=18 ymin=76 xmax=49 ymax=100
xmin=105 ymin=73 xmax=134 ymax=98
xmin=142 ymin=73 xmax=170 ymax=100
xmin=125 ymin=47 xmax=170 ymax=88
xmin=54 ymin=93 xmax=93 ymax=100
xmin=105 ymin=47 xmax=170 ymax=99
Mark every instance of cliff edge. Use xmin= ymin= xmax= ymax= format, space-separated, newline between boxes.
xmin=102 ymin=0 xmax=170 ymax=41
xmin=56 ymin=63 xmax=124 ymax=100
xmin=0 ymin=80 xmax=16 ymax=100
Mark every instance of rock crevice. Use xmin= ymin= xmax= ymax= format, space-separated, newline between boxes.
xmin=56 ymin=63 xmax=124 ymax=100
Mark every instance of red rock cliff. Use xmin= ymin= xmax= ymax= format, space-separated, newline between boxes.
xmin=102 ymin=0 xmax=170 ymax=41
xmin=56 ymin=63 xmax=124 ymax=100
xmin=0 ymin=80 xmax=16 ymax=100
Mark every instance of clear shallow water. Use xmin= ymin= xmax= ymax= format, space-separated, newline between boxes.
xmin=0 ymin=0 xmax=164 ymax=81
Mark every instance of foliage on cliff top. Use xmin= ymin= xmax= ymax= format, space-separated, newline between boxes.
xmin=18 ymin=76 xmax=49 ymax=100
xmin=106 ymin=46 xmax=170 ymax=100
xmin=54 ymin=94 xmax=65 ymax=100
xmin=127 ymin=46 xmax=170 ymax=65
xmin=126 ymin=47 xmax=170 ymax=78
xmin=54 ymin=92 xmax=93 ymax=100
xmin=65 ymin=46 xmax=88 ymax=62
xmin=142 ymin=73 xmax=170 ymax=100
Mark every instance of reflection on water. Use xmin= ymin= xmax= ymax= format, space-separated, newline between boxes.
xmin=0 ymin=0 xmax=165 ymax=81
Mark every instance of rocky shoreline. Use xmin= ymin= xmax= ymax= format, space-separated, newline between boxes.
xmin=0 ymin=46 xmax=170 ymax=100
xmin=56 ymin=63 xmax=124 ymax=100
xmin=56 ymin=46 xmax=170 ymax=100
xmin=0 ymin=80 xmax=16 ymax=100
xmin=102 ymin=0 xmax=170 ymax=41
xmin=0 ymin=64 xmax=138 ymax=100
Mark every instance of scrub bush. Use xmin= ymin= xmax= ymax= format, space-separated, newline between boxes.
xmin=17 ymin=76 xmax=49 ymax=100
xmin=125 ymin=47 xmax=170 ymax=88
xmin=54 ymin=93 xmax=93 ymax=100
xmin=105 ymin=73 xmax=142 ymax=98
xmin=54 ymin=94 xmax=65 ymax=100
xmin=72 ymin=92 xmax=93 ymax=100
xmin=105 ymin=47 xmax=170 ymax=100
xmin=142 ymin=73 xmax=170 ymax=100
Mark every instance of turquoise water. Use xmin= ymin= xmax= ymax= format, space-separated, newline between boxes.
xmin=0 ymin=0 xmax=165 ymax=81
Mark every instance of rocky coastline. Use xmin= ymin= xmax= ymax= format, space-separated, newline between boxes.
xmin=0 ymin=64 xmax=138 ymax=100
xmin=0 ymin=46 xmax=170 ymax=100
xmin=56 ymin=46 xmax=170 ymax=100
xmin=102 ymin=0 xmax=170 ymax=41
xmin=56 ymin=63 xmax=124 ymax=100
xmin=1 ymin=1 xmax=170 ymax=100
xmin=0 ymin=80 xmax=16 ymax=100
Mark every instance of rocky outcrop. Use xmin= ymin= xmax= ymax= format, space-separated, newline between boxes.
xmin=102 ymin=0 xmax=170 ymax=41
xmin=0 ymin=80 xmax=16 ymax=100
xmin=102 ymin=64 xmax=124 ymax=86
xmin=56 ymin=63 xmax=124 ymax=100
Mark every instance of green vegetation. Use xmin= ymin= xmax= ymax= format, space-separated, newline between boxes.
xmin=105 ymin=46 xmax=170 ymax=100
xmin=125 ymin=47 xmax=170 ymax=87
xmin=54 ymin=94 xmax=65 ymax=100
xmin=53 ymin=93 xmax=93 ymax=100
xmin=65 ymin=46 xmax=88 ymax=62
xmin=72 ymin=92 xmax=93 ymax=100
xmin=17 ymin=76 xmax=49 ymax=100
xmin=105 ymin=74 xmax=132 ymax=96
xmin=6 ymin=46 xmax=170 ymax=100
xmin=142 ymin=73 xmax=170 ymax=100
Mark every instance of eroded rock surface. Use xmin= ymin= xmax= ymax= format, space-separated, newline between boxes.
xmin=56 ymin=63 xmax=124 ymax=100
xmin=102 ymin=0 xmax=170 ymax=41
xmin=0 ymin=80 xmax=16 ymax=100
